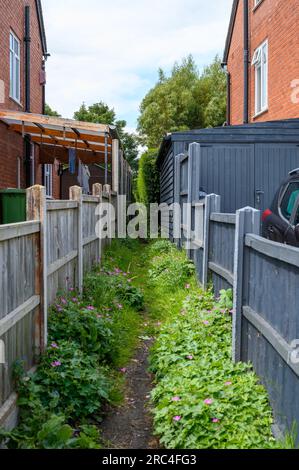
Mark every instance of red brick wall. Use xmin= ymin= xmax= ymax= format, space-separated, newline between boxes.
xmin=0 ymin=0 xmax=60 ymax=198
xmin=227 ymin=0 xmax=299 ymax=125
xmin=227 ymin=0 xmax=244 ymax=125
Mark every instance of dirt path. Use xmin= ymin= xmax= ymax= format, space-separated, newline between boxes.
xmin=101 ymin=338 xmax=160 ymax=450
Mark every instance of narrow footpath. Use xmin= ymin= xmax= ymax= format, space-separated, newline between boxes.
xmin=101 ymin=336 xmax=159 ymax=449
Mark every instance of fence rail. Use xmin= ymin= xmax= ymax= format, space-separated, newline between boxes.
xmin=0 ymin=183 xmax=114 ymax=430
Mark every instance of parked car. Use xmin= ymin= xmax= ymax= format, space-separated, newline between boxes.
xmin=262 ymin=169 xmax=299 ymax=247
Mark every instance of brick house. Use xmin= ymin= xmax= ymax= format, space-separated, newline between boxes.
xmin=222 ymin=0 xmax=299 ymax=125
xmin=0 ymin=0 xmax=60 ymax=198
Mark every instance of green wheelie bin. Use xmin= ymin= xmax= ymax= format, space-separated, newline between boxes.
xmin=0 ymin=188 xmax=26 ymax=225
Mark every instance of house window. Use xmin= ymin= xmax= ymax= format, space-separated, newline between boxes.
xmin=9 ymin=31 xmax=21 ymax=103
xmin=44 ymin=164 xmax=53 ymax=198
xmin=252 ymin=40 xmax=268 ymax=115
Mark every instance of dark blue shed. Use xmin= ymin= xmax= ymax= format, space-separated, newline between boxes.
xmin=158 ymin=119 xmax=299 ymax=215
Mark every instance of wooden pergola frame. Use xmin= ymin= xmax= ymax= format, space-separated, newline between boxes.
xmin=0 ymin=110 xmax=120 ymax=189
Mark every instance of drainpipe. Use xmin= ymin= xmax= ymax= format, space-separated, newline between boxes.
xmin=243 ymin=0 xmax=249 ymax=124
xmin=24 ymin=5 xmax=31 ymax=113
xmin=24 ymin=6 xmax=32 ymax=187
xmin=41 ymin=58 xmax=46 ymax=114
xmin=221 ymin=63 xmax=231 ymax=126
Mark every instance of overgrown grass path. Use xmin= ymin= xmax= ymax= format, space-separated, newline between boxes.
xmin=100 ymin=239 xmax=279 ymax=450
xmin=101 ymin=336 xmax=158 ymax=449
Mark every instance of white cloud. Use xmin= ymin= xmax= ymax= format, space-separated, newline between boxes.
xmin=42 ymin=0 xmax=233 ymax=128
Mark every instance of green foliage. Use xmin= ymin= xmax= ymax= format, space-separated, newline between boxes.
xmin=48 ymin=298 xmax=113 ymax=359
xmin=73 ymin=101 xmax=139 ymax=174
xmin=137 ymin=55 xmax=227 ymax=148
xmin=23 ymin=341 xmax=112 ymax=419
xmin=74 ymin=102 xmax=117 ymax=126
xmin=136 ymin=149 xmax=160 ymax=204
xmin=149 ymin=249 xmax=195 ymax=291
xmin=45 ymin=104 xmax=61 ymax=117
xmin=148 ymin=239 xmax=176 ymax=257
xmin=150 ymin=286 xmax=277 ymax=449
xmin=0 ymin=239 xmax=147 ymax=449
xmin=84 ymin=250 xmax=144 ymax=367
xmin=0 ymin=413 xmax=101 ymax=449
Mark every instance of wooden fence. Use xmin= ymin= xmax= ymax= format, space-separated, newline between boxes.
xmin=174 ymin=147 xmax=299 ymax=440
xmin=0 ymin=183 xmax=114 ymax=430
xmin=178 ymin=193 xmax=299 ymax=440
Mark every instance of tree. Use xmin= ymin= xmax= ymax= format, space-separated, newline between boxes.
xmin=73 ymin=102 xmax=139 ymax=173
xmin=45 ymin=104 xmax=61 ymax=117
xmin=200 ymin=57 xmax=227 ymax=128
xmin=137 ymin=55 xmax=227 ymax=148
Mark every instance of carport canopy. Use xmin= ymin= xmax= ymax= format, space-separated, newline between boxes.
xmin=0 ymin=110 xmax=116 ymax=165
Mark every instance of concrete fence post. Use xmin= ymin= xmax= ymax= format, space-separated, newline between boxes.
xmin=92 ymin=183 xmax=103 ymax=264
xmin=232 ymin=207 xmax=260 ymax=363
xmin=202 ymin=194 xmax=221 ymax=289
xmin=69 ymin=186 xmax=83 ymax=293
xmin=26 ymin=185 xmax=47 ymax=349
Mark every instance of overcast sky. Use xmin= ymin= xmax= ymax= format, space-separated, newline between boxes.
xmin=42 ymin=0 xmax=233 ymax=131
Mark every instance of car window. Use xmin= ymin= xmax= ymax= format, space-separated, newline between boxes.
xmin=280 ymin=182 xmax=299 ymax=220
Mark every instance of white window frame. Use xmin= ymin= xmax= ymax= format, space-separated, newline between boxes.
xmin=9 ymin=31 xmax=21 ymax=103
xmin=44 ymin=164 xmax=53 ymax=198
xmin=252 ymin=40 xmax=268 ymax=116
xmin=254 ymin=0 xmax=264 ymax=8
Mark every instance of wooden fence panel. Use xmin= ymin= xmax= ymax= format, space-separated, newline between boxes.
xmin=0 ymin=222 xmax=41 ymax=418
xmin=208 ymin=213 xmax=236 ymax=295
xmin=46 ymin=202 xmax=79 ymax=305
xmin=239 ymin=235 xmax=299 ymax=437
xmin=82 ymin=197 xmax=100 ymax=274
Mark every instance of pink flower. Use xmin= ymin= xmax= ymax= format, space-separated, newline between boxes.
xmin=120 ymin=368 xmax=127 ymax=374
xmin=56 ymin=305 xmax=63 ymax=312
xmin=185 ymin=284 xmax=191 ymax=290
xmin=97 ymin=314 xmax=103 ymax=319
xmin=51 ymin=342 xmax=59 ymax=349
xmin=173 ymin=416 xmax=182 ymax=422
xmin=204 ymin=399 xmax=213 ymax=406
xmin=87 ymin=306 xmax=95 ymax=311
xmin=69 ymin=287 xmax=75 ymax=292
xmin=186 ymin=355 xmax=194 ymax=360
xmin=203 ymin=320 xmax=210 ymax=325
xmin=117 ymin=304 xmax=123 ymax=310
xmin=225 ymin=381 xmax=232 ymax=387
xmin=61 ymin=298 xmax=67 ymax=305
xmin=51 ymin=361 xmax=61 ymax=368
xmin=212 ymin=418 xmax=220 ymax=423
xmin=72 ymin=297 xmax=79 ymax=303
xmin=172 ymin=396 xmax=181 ymax=402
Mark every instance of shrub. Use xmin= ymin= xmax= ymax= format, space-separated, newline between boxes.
xmin=149 ymin=251 xmax=195 ymax=290
xmin=16 ymin=341 xmax=112 ymax=420
xmin=84 ymin=270 xmax=144 ymax=311
xmin=150 ymin=290 xmax=277 ymax=449
xmin=48 ymin=298 xmax=114 ymax=360
xmin=0 ymin=414 xmax=101 ymax=449
xmin=136 ymin=149 xmax=160 ymax=205
xmin=148 ymin=240 xmax=175 ymax=257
